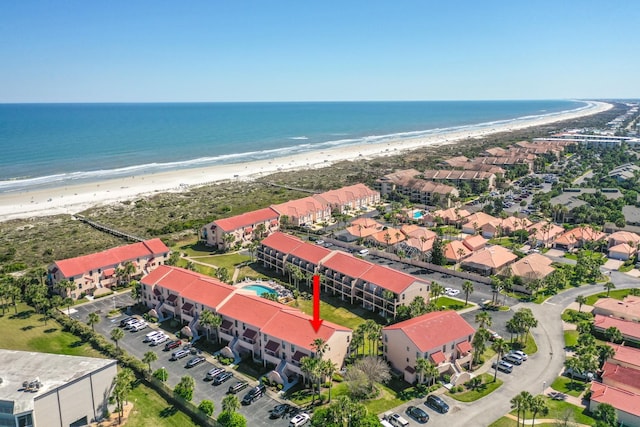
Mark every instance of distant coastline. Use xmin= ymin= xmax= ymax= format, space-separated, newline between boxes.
xmin=0 ymin=100 xmax=611 ymax=221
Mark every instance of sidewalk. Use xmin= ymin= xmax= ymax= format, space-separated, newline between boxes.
xmin=505 ymin=413 xmax=591 ymax=426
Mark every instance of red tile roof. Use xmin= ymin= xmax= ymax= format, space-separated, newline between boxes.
xmin=457 ymin=341 xmax=472 ymax=354
xmin=444 ymin=240 xmax=470 ymax=262
xmin=594 ymin=296 xmax=640 ymax=319
xmin=384 ymin=310 xmax=475 ymax=352
xmin=430 ymin=351 xmax=446 ymax=365
xmin=316 ymin=183 xmax=378 ymax=205
xmin=461 ymin=246 xmax=517 ymax=269
xmin=261 ymin=309 xmax=349 ymax=351
xmin=272 ymin=196 xmax=328 ymax=219
xmin=608 ymin=344 xmax=640 ymax=367
xmin=321 ymin=252 xmax=373 ymax=279
xmin=289 ymin=243 xmax=332 ymax=265
xmin=54 ymin=238 xmax=169 ymax=278
xmin=369 ymin=228 xmax=406 ymax=245
xmin=602 ymin=361 xmax=640 ymax=392
xmin=594 ymin=315 xmax=640 ymax=339
xmin=463 ymin=234 xmax=487 ymax=251
xmin=217 ymin=293 xmax=283 ymax=328
xmin=214 ymin=207 xmax=279 ymax=232
xmin=360 ymin=264 xmax=429 ymax=294
xmin=142 ymin=266 xmax=234 ymax=310
xmin=590 ymin=382 xmax=640 ymax=417
xmin=260 ymin=232 xmax=304 ymax=253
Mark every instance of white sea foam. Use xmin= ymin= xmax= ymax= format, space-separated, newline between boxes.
xmin=0 ymin=101 xmax=597 ymax=194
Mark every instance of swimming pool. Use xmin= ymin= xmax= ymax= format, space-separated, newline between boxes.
xmin=243 ymin=284 xmax=278 ymax=296
xmin=413 ymin=211 xmax=424 ymax=219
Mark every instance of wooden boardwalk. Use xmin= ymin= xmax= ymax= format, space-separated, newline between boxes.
xmin=74 ymin=214 xmax=146 ymax=242
xmin=259 ymin=180 xmax=321 ymax=194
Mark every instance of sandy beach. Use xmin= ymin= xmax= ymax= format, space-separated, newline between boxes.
xmin=0 ymin=101 xmax=612 ymax=221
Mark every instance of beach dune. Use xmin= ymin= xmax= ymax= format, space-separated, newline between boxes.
xmin=0 ymin=101 xmax=612 ymax=221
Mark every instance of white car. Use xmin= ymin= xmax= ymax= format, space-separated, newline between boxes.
xmin=447 ymin=289 xmax=460 ymax=296
xmin=289 ymin=412 xmax=310 ymax=427
xmin=130 ymin=321 xmax=148 ymax=332
xmin=511 ymin=350 xmax=528 ymax=360
xmin=150 ymin=334 xmax=168 ymax=346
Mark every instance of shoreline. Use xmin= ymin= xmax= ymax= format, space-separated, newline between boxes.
xmin=0 ymin=101 xmax=612 ymax=221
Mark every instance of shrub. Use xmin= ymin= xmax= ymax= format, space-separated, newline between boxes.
xmin=562 ymin=309 xmax=594 ymax=324
xmin=198 ymin=400 xmax=215 ymax=417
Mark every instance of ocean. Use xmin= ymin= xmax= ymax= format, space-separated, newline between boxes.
xmin=0 ymin=100 xmax=586 ymax=193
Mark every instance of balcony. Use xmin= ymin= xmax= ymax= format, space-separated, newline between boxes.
xmin=241 ymin=328 xmax=258 ymax=345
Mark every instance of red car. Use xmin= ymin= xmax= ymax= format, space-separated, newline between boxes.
xmin=164 ymin=340 xmax=182 ymax=351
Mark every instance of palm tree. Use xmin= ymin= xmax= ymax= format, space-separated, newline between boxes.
xmin=63 ymin=297 xmax=74 ymax=315
xmin=351 ymin=327 xmax=364 ymax=357
xmin=604 ymin=282 xmax=616 ymax=297
xmin=111 ymin=327 xmax=124 ymax=349
xmin=575 ymin=295 xmax=587 ymax=312
xmin=221 ymin=394 xmax=240 ymax=413
xmin=491 ymin=338 xmax=510 ymax=382
xmin=475 ymin=311 xmax=493 ymax=330
xmin=199 ymin=310 xmax=222 ymax=342
xmin=54 ymin=279 xmax=74 ymax=298
xmin=462 ymin=280 xmax=474 ymax=306
xmin=424 ymin=361 xmax=439 ymax=387
xmin=564 ymin=357 xmax=581 ymax=387
xmin=529 ymin=395 xmax=548 ymax=426
xmin=510 ymin=393 xmax=527 ymax=427
xmin=143 ymin=351 xmax=158 ymax=373
xmin=122 ymin=261 xmax=136 ymax=284
xmin=597 ymin=344 xmax=616 ymax=368
xmin=382 ymin=290 xmax=395 ymax=317
xmin=605 ymin=326 xmax=623 ymax=344
xmin=300 ymin=356 xmax=319 ymax=402
xmin=321 ymin=359 xmax=337 ymax=402
xmin=215 ymin=267 xmax=230 ymax=283
xmin=366 ymin=323 xmax=381 ymax=356
xmin=87 ymin=311 xmax=100 ymax=331
xmin=311 ymin=338 xmax=330 ymax=359
xmin=430 ymin=282 xmax=444 ymax=305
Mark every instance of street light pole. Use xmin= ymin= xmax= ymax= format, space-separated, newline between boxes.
xmin=543 ymin=380 xmax=546 ymax=394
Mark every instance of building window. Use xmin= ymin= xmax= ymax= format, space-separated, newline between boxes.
xmin=442 ymin=345 xmax=446 ymax=352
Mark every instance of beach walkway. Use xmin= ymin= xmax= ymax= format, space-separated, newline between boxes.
xmin=74 ymin=214 xmax=146 ymax=242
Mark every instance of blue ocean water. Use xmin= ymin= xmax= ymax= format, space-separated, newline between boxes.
xmin=0 ymin=100 xmax=586 ymax=192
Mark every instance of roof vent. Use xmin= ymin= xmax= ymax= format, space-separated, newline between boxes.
xmin=22 ymin=378 xmax=42 ymax=393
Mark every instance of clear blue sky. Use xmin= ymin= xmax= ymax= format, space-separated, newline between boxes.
xmin=1 ymin=1 xmax=638 ymax=102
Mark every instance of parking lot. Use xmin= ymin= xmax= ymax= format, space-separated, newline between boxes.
xmin=70 ymin=293 xmax=296 ymax=426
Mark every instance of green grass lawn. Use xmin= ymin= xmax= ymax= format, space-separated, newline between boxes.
xmin=619 ymin=263 xmax=635 ymax=273
xmin=550 ymin=376 xmax=587 ymax=397
xmin=510 ymin=332 xmax=538 ymax=355
xmin=175 ymin=259 xmax=218 ymax=278
xmin=508 ymin=396 xmax=595 ymax=425
xmin=432 ymin=296 xmax=472 ymax=310
xmin=189 ymin=253 xmax=251 ymax=270
xmin=296 ymin=295 xmax=383 ymax=330
xmin=0 ymin=304 xmax=102 ymax=357
xmin=126 ymin=381 xmax=199 ymax=427
xmin=0 ymin=304 xmax=201 ymax=427
xmin=585 ymin=288 xmax=637 ymax=306
xmin=447 ymin=373 xmax=502 ymax=402
xmin=564 ymin=330 xmax=579 ymax=349
xmin=173 ymin=240 xmax=216 ymax=257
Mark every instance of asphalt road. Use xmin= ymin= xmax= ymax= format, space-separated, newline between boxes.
xmin=69 ymin=292 xmax=294 ymax=426
xmin=386 ymin=267 xmax=640 ymax=426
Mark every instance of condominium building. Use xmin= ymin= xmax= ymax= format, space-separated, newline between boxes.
xmin=48 ymin=238 xmax=170 ymax=300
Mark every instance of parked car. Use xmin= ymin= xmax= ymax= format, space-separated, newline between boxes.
xmin=511 ymin=350 xmax=528 ymax=361
xmin=405 ymin=406 xmax=429 ymax=423
xmin=270 ymin=403 xmax=292 ymax=419
xmin=447 ymin=289 xmax=460 ymax=297
xmin=123 ymin=319 xmax=141 ymax=330
xmin=143 ymin=330 xmax=164 ymax=342
xmin=164 ymin=340 xmax=182 ymax=351
xmin=242 ymin=384 xmax=266 ymax=405
xmin=212 ymin=371 xmax=233 ymax=385
xmin=383 ymin=411 xmax=410 ymax=427
xmin=228 ymin=381 xmax=249 ymax=394
xmin=289 ymin=412 xmax=310 ymax=427
xmin=205 ymin=367 xmax=224 ymax=380
xmin=487 ymin=329 xmax=502 ymax=341
xmin=130 ymin=321 xmax=148 ymax=332
xmin=503 ymin=353 xmax=523 ymax=365
xmin=564 ymin=368 xmax=595 ymax=381
xmin=170 ymin=349 xmax=190 ymax=361
xmin=492 ymin=360 xmax=513 ymax=373
xmin=150 ymin=334 xmax=168 ymax=346
xmin=120 ymin=317 xmax=135 ymax=327
xmin=185 ymin=356 xmax=206 ymax=368
xmin=425 ymin=394 xmax=449 ymax=413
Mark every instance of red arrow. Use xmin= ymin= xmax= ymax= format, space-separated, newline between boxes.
xmin=309 ymin=274 xmax=323 ymax=332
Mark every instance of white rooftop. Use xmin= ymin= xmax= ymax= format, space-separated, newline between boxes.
xmin=0 ymin=350 xmax=116 ymax=414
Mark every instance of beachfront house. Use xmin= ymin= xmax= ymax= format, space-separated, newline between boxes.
xmin=272 ymin=196 xmax=332 ymax=227
xmin=49 ymin=238 xmax=170 ymax=300
xmin=382 ymin=311 xmax=475 ymax=384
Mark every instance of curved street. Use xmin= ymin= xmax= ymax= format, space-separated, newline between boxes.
xmin=422 ymin=270 xmax=639 ymax=426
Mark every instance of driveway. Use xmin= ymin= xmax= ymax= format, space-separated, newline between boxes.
xmin=70 ymin=293 xmax=291 ymax=426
